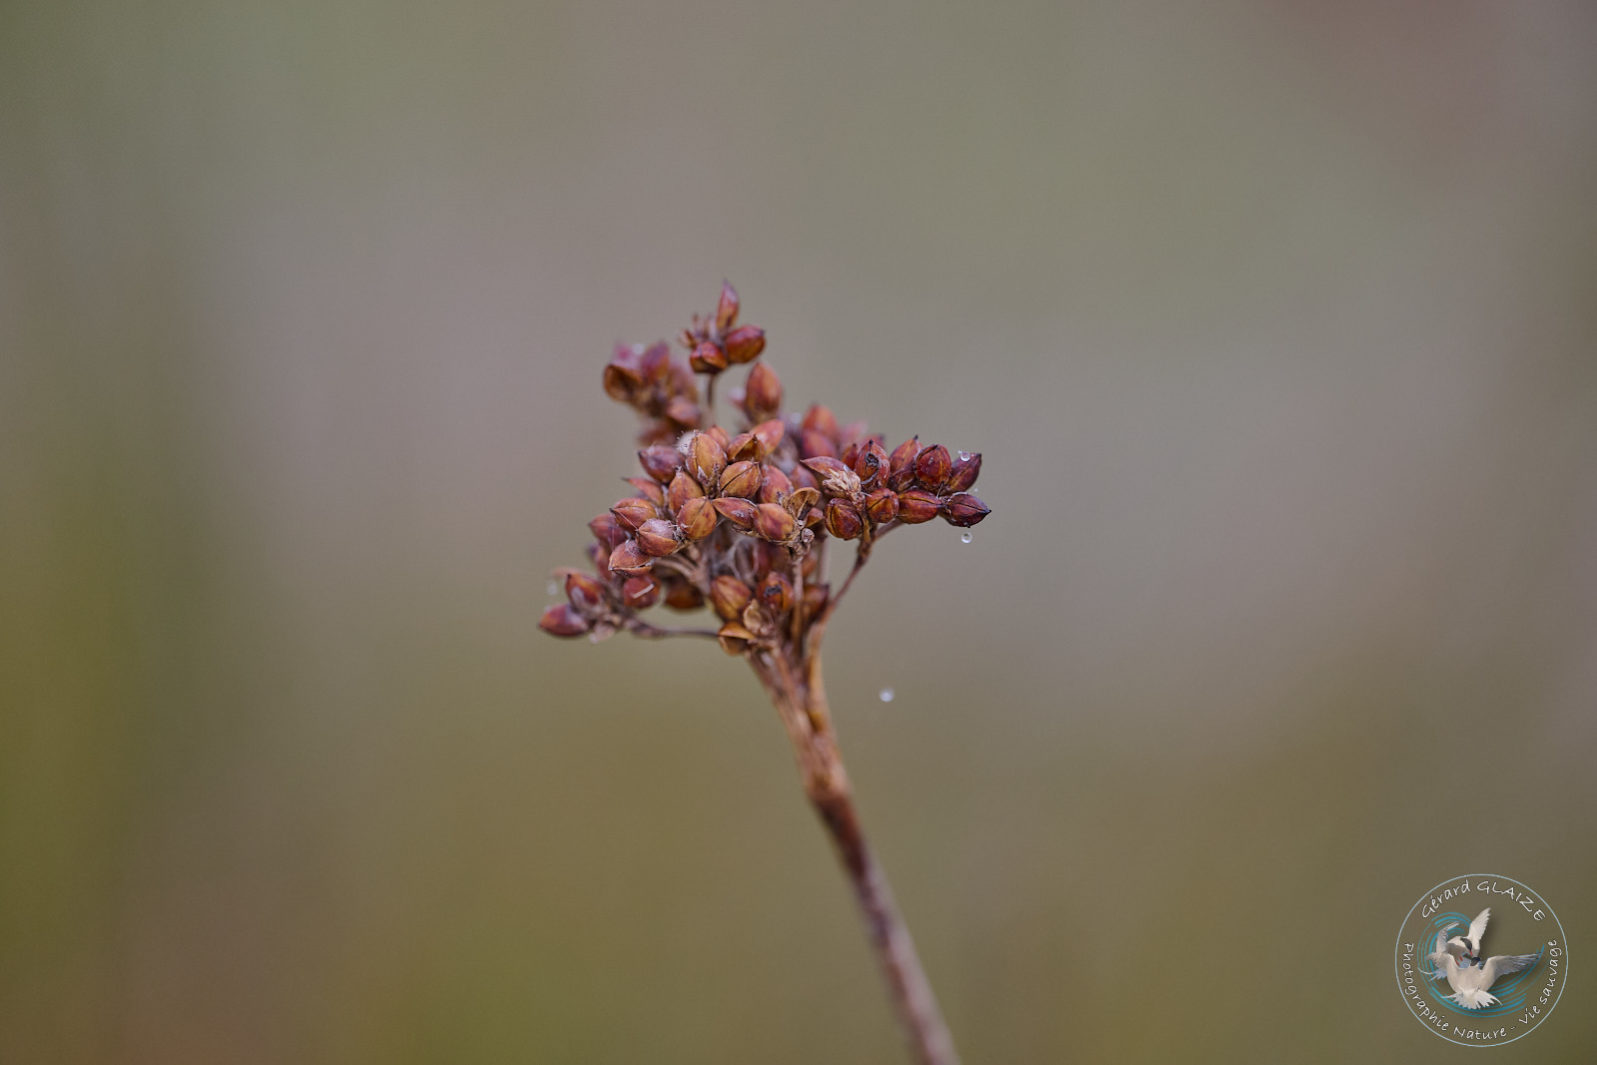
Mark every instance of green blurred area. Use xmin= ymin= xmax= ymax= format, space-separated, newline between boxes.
xmin=4 ymin=2 xmax=1596 ymax=1062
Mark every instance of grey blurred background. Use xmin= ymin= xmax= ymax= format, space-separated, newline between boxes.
xmin=3 ymin=2 xmax=1595 ymax=1062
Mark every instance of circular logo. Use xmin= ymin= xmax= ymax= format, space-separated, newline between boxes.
xmin=1394 ymin=874 xmax=1567 ymax=1046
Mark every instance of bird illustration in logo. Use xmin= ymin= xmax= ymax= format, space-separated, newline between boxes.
xmin=1426 ymin=907 xmax=1540 ymax=1009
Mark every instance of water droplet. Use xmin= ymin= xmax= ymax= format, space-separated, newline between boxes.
xmin=960 ymin=531 xmax=973 ymax=544
xmin=879 ymin=688 xmax=895 ymax=703
xmin=547 ymin=579 xmax=560 ymax=596
xmin=957 ymin=451 xmax=973 ymax=462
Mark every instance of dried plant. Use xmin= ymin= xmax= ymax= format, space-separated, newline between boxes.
xmin=541 ymin=284 xmax=989 ymax=1065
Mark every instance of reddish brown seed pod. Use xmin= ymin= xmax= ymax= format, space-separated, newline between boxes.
xmin=824 ymin=499 xmax=865 ymax=540
xmin=749 ymin=418 xmax=785 ymax=458
xmin=946 ymin=451 xmax=982 ymax=493
xmin=853 ymin=440 xmax=890 ymax=489
xmin=623 ymin=476 xmax=666 ymax=506
xmin=676 ymin=496 xmax=718 ymax=541
xmin=667 ymin=470 xmax=705 ymax=514
xmin=802 ymin=403 xmax=839 ymax=440
xmin=887 ymin=436 xmax=920 ymax=491
xmin=715 ymin=281 xmax=740 ymax=332
xmin=704 ymin=425 xmax=731 ymax=452
xmin=727 ymin=431 xmax=760 ymax=462
xmin=896 ymin=489 xmax=942 ymax=524
xmin=719 ymin=460 xmax=763 ymax=500
xmin=690 ymin=341 xmax=728 ymax=373
xmin=663 ymin=579 xmax=704 ymax=611
xmin=863 ymin=488 xmax=899 ymax=525
xmin=743 ymin=363 xmax=783 ymax=422
xmin=663 ymin=395 xmax=700 ymax=428
xmin=635 ymin=518 xmax=684 ymax=557
xmin=753 ymin=502 xmax=797 ymax=543
xmin=608 ymin=539 xmax=653 ymax=575
xmin=602 ymin=361 xmax=642 ymax=404
xmin=784 ymin=486 xmax=820 ymax=517
xmin=610 ymin=497 xmax=658 ymax=532
xmin=757 ymin=464 xmax=793 ymax=504
xmin=711 ymin=496 xmax=759 ymax=530
xmin=638 ymin=341 xmax=671 ymax=382
xmin=564 ymin=572 xmax=608 ymax=613
xmin=723 ymin=324 xmax=766 ymax=364
xmin=638 ymin=445 xmax=682 ymax=483
xmin=789 ymin=464 xmax=819 ymax=492
xmin=800 ymin=429 xmax=837 ymax=459
xmin=688 ymin=432 xmax=727 ymax=488
xmin=716 ymin=621 xmax=755 ymax=655
xmin=539 ymin=603 xmax=591 ymax=637
xmin=759 ymin=572 xmax=794 ymax=614
xmin=913 ymin=444 xmax=952 ymax=491
xmin=621 ymin=574 xmax=660 ymax=609
xmin=941 ymin=492 xmax=991 ymax=528
xmin=589 ymin=512 xmax=625 ymax=548
xmin=710 ymin=575 xmax=754 ymax=621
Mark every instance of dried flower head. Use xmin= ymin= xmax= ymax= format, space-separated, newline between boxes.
xmin=541 ymin=284 xmax=985 ymax=1065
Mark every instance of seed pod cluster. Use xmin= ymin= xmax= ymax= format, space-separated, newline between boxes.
xmin=543 ymin=284 xmax=990 ymax=647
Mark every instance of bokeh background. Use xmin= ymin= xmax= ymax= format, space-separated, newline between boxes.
xmin=4 ymin=2 xmax=1595 ymax=1062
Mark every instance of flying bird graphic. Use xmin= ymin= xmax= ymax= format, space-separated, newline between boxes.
xmin=1426 ymin=908 xmax=1539 ymax=1009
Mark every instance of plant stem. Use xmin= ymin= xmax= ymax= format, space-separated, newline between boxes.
xmin=756 ymin=651 xmax=960 ymax=1065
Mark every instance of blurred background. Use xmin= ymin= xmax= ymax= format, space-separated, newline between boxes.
xmin=4 ymin=2 xmax=1595 ymax=1062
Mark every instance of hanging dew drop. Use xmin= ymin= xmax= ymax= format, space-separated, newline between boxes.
xmin=957 ymin=451 xmax=973 ymax=462
xmin=879 ymin=688 xmax=895 ymax=703
xmin=960 ymin=531 xmax=973 ymax=544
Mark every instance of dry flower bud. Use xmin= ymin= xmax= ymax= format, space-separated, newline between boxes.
xmin=621 ymin=574 xmax=660 ymax=609
xmin=638 ymin=445 xmax=682 ymax=483
xmin=802 ymin=403 xmax=839 ymax=440
xmin=896 ymin=489 xmax=941 ymax=524
xmin=710 ymin=575 xmax=754 ymax=620
xmin=539 ymin=603 xmax=591 ymax=637
xmin=947 ymin=451 xmax=982 ymax=493
xmin=663 ymin=578 xmax=704 ymax=611
xmin=690 ymin=341 xmax=728 ymax=373
xmin=888 ymin=436 xmax=920 ymax=491
xmin=743 ymin=363 xmax=783 ymax=421
xmin=941 ymin=492 xmax=992 ymax=528
xmin=667 ymin=469 xmax=705 ymax=513
xmin=863 ymin=488 xmax=900 ymax=525
xmin=711 ymin=496 xmax=759 ymax=530
xmin=688 ymin=432 xmax=727 ymax=487
xmin=723 ymin=324 xmax=766 ymax=364
xmin=800 ymin=429 xmax=838 ymax=459
xmin=676 ymin=496 xmax=719 ymax=540
xmin=719 ymin=460 xmax=763 ymax=500
xmin=757 ymin=464 xmax=793 ymax=504
xmin=624 ymin=476 xmax=666 ymax=506
xmin=608 ymin=539 xmax=654 ymax=575
xmin=759 ymin=572 xmax=794 ymax=614
xmin=716 ymin=281 xmax=740 ymax=332
xmin=754 ymin=502 xmax=797 ymax=543
xmin=913 ymin=444 xmax=952 ymax=491
xmin=716 ymin=621 xmax=754 ymax=655
xmin=610 ymin=497 xmax=658 ymax=532
xmin=824 ymin=499 xmax=865 ymax=540
xmin=635 ymin=518 xmax=684 ymax=557
xmin=750 ymin=418 xmax=785 ymax=458
xmin=565 ymin=572 xmax=608 ymax=613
